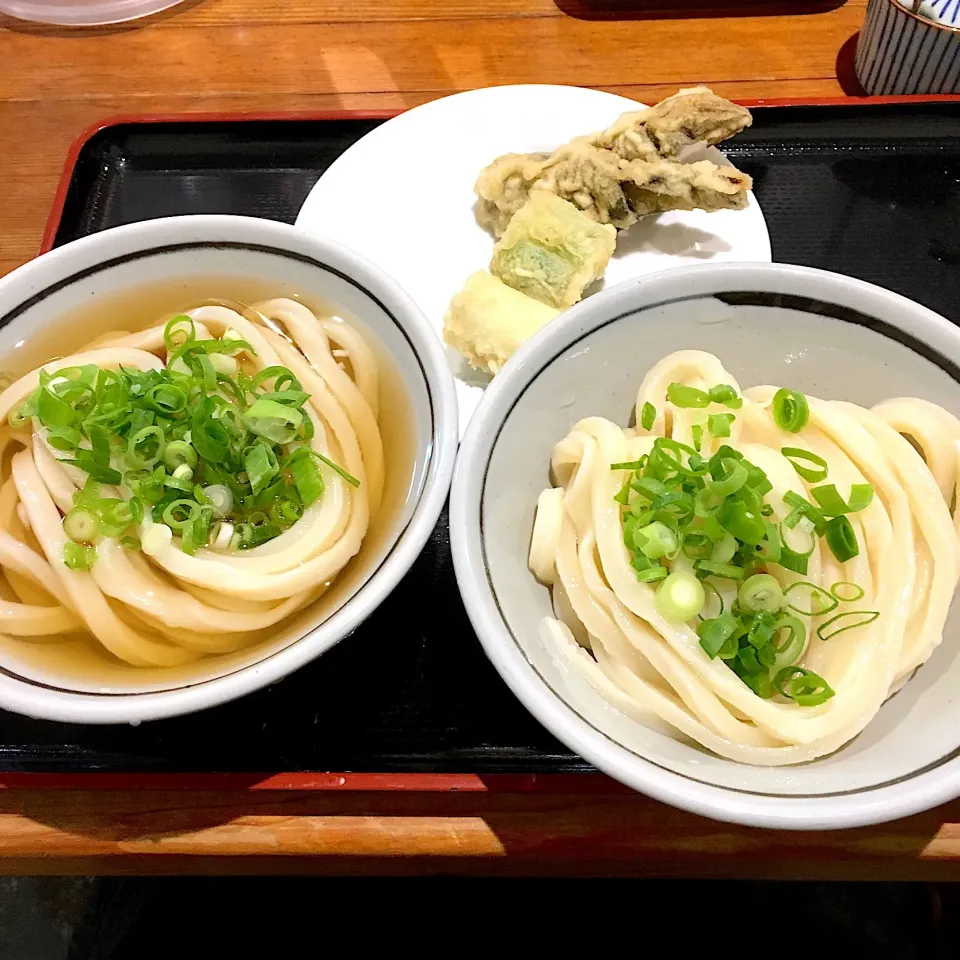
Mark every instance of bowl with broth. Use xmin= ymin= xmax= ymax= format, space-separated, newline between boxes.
xmin=0 ymin=215 xmax=457 ymax=722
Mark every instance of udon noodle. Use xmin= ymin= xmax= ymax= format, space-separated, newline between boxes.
xmin=0 ymin=298 xmax=383 ymax=667
xmin=530 ymin=350 xmax=960 ymax=765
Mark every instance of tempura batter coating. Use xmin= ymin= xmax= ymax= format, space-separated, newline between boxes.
xmin=475 ymin=87 xmax=753 ymax=237
xmin=490 ymin=193 xmax=616 ymax=308
xmin=443 ymin=271 xmax=560 ymax=375
xmin=592 ymin=86 xmax=752 ymax=162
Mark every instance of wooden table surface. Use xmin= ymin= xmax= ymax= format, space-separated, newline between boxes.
xmin=2 ymin=0 xmax=958 ymax=878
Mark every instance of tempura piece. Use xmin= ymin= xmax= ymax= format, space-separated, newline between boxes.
xmin=443 ymin=271 xmax=560 ymax=375
xmin=475 ymin=86 xmax=753 ymax=237
xmin=476 ymin=140 xmax=751 ymax=235
xmin=591 ymin=86 xmax=752 ymax=162
xmin=620 ymin=157 xmax=751 ymax=219
xmin=490 ymin=193 xmax=616 ymax=309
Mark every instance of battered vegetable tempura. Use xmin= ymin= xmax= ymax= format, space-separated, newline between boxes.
xmin=490 ymin=193 xmax=616 ymax=309
xmin=443 ymin=271 xmax=560 ymax=375
xmin=476 ymin=86 xmax=753 ymax=236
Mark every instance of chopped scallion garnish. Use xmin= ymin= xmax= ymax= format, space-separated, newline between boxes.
xmin=772 ymin=388 xmax=809 ymax=433
xmin=666 ymin=383 xmax=710 ymax=408
xmin=824 ymin=515 xmax=859 ymax=562
xmin=781 ymin=447 xmax=828 ymax=483
xmin=816 ymin=609 xmax=880 ymax=641
xmin=640 ymin=402 xmax=656 ymax=431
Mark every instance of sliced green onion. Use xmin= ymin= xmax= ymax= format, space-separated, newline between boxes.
xmin=270 ymin=497 xmax=303 ymax=526
xmin=736 ymin=646 xmax=766 ymax=676
xmin=682 ymin=532 xmax=713 ymax=560
xmin=667 ymin=383 xmax=710 ymax=408
xmin=46 ymin=425 xmax=82 ymax=451
xmin=742 ymin=671 xmax=776 ymax=698
xmin=824 ymin=515 xmax=859 ymax=562
xmin=710 ymin=532 xmax=738 ymax=564
xmin=744 ymin=610 xmax=778 ymax=649
xmin=718 ymin=498 xmax=765 ymax=546
xmin=636 ymin=565 xmax=669 ymax=584
xmin=694 ymin=486 xmax=725 ymax=519
xmin=772 ymin=388 xmax=809 ymax=433
xmin=708 ymin=384 xmax=742 ymax=409
xmin=163 ymin=473 xmax=193 ymax=494
xmin=634 ymin=521 xmax=678 ymax=560
xmin=63 ymin=541 xmax=96 ymax=571
xmin=771 ymin=615 xmax=806 ymax=668
xmin=97 ymin=499 xmax=136 ymax=538
xmin=738 ymin=573 xmax=785 ymax=613
xmin=708 ymin=413 xmax=734 ymax=438
xmin=289 ymin=454 xmax=325 ymax=508
xmin=816 ymin=610 xmax=880 ymax=641
xmin=694 ymin=559 xmax=745 ymax=581
xmin=244 ymin=398 xmax=303 ymax=444
xmin=162 ymin=439 xmax=198 ymax=471
xmin=774 ymin=666 xmax=834 ymax=706
xmin=755 ymin=520 xmax=782 ymax=564
xmin=830 ymin=581 xmax=865 ymax=602
xmin=309 ymin=451 xmax=361 ymax=488
xmin=120 ymin=536 xmax=141 ymax=550
xmin=691 ymin=424 xmax=702 ymax=451
xmin=63 ymin=508 xmax=99 ymax=543
xmin=145 ymin=383 xmax=187 ymax=416
xmin=640 ymin=402 xmax=656 ymax=431
xmin=610 ymin=459 xmax=647 ymax=471
xmin=650 ymin=438 xmax=700 ymax=477
xmin=781 ymin=447 xmax=828 ymax=483
xmin=37 ymin=386 xmax=79 ymax=427
xmin=163 ymin=314 xmax=196 ymax=351
xmin=191 ymin=410 xmax=229 ymax=464
xmin=244 ymin=443 xmax=279 ymax=496
xmin=162 ymin=499 xmax=200 ymax=531
xmin=697 ymin=611 xmax=739 ymax=658
xmin=810 ymin=483 xmax=874 ymax=517
xmin=203 ymin=484 xmax=234 ymax=519
xmin=655 ymin=571 xmax=705 ymax=623
xmin=707 ymin=459 xmax=748 ymax=497
xmin=251 ymin=365 xmax=301 ymax=393
xmin=783 ymin=581 xmax=839 ymax=616
xmin=782 ymin=491 xmax=826 ymax=533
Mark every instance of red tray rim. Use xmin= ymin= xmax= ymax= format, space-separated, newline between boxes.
xmin=26 ymin=91 xmax=960 ymax=793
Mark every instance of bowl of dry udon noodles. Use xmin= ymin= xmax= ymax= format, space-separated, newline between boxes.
xmin=0 ymin=215 xmax=457 ymax=722
xmin=451 ymin=261 xmax=960 ymax=829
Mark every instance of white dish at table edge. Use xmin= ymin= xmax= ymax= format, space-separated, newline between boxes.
xmin=0 ymin=215 xmax=458 ymax=724
xmin=296 ymin=84 xmax=772 ymax=439
xmin=450 ymin=260 xmax=960 ymax=830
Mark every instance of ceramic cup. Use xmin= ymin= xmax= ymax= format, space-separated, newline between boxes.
xmin=855 ymin=0 xmax=960 ymax=95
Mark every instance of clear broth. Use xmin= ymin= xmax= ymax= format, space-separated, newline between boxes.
xmin=0 ymin=277 xmax=418 ymax=693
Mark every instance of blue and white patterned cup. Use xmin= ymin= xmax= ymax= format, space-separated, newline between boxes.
xmin=855 ymin=0 xmax=960 ymax=95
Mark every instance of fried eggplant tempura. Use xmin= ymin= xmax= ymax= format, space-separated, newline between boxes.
xmin=475 ymin=87 xmax=753 ymax=237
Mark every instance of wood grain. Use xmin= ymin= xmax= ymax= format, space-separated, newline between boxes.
xmin=0 ymin=12 xmax=862 ymax=101
xmin=0 ymin=787 xmax=958 ymax=877
xmin=2 ymin=0 xmax=948 ymax=876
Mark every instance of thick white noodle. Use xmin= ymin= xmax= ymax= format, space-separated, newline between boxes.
xmin=530 ymin=350 xmax=960 ymax=765
xmin=0 ymin=299 xmax=383 ymax=667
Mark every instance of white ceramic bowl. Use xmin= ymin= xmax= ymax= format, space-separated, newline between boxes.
xmin=451 ymin=261 xmax=960 ymax=830
xmin=0 ymin=215 xmax=457 ymax=723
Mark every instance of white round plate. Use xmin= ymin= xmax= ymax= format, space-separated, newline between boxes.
xmin=297 ymin=84 xmax=772 ymax=437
